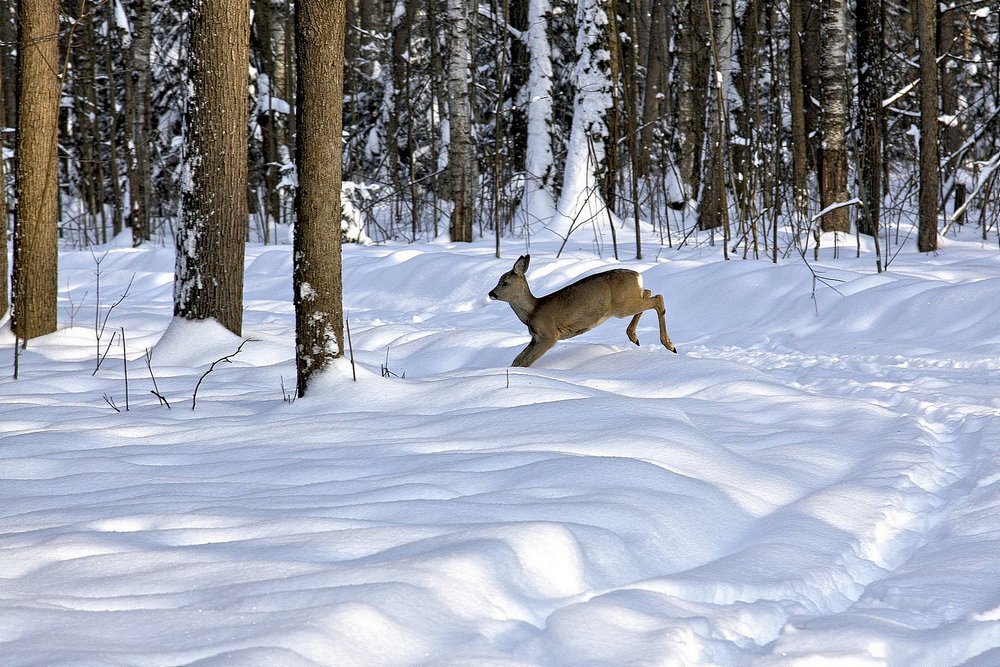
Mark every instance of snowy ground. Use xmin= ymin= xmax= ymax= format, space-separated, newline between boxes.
xmin=1 ymin=229 xmax=999 ymax=665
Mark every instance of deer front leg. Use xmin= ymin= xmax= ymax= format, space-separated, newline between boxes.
xmin=650 ymin=293 xmax=677 ymax=353
xmin=511 ymin=334 xmax=557 ymax=367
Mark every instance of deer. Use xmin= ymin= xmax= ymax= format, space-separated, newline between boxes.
xmin=488 ymin=255 xmax=678 ymax=367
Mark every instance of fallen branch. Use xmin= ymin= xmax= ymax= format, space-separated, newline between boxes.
xmin=191 ymin=339 xmax=258 ymax=410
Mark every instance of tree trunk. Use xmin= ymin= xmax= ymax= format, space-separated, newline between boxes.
xmin=515 ymin=0 xmax=555 ymax=229
xmin=788 ymin=0 xmax=809 ymax=224
xmin=175 ymin=0 xmax=250 ymax=335
xmin=294 ymin=0 xmax=347 ymax=396
xmin=916 ymin=0 xmax=939 ymax=252
xmin=639 ymin=0 xmax=670 ymax=177
xmin=0 ymin=39 xmax=8 ymax=319
xmin=938 ymin=4 xmax=964 ymax=224
xmin=698 ymin=0 xmax=735 ymax=234
xmin=131 ymin=0 xmax=153 ymax=245
xmin=12 ymin=0 xmax=60 ymax=340
xmin=818 ymin=0 xmax=850 ymax=233
xmin=446 ymin=0 xmax=476 ymax=242
xmin=856 ymin=0 xmax=883 ymax=238
xmin=673 ymin=0 xmax=710 ymax=202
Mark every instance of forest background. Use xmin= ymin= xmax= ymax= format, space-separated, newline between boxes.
xmin=1 ymin=0 xmax=999 ymax=375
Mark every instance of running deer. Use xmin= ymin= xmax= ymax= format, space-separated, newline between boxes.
xmin=488 ymin=255 xmax=678 ymax=367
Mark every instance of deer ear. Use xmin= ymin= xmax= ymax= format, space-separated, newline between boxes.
xmin=514 ymin=255 xmax=530 ymax=275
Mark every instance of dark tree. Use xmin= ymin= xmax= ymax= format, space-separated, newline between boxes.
xmin=174 ymin=0 xmax=250 ymax=335
xmin=293 ymin=0 xmax=347 ymax=395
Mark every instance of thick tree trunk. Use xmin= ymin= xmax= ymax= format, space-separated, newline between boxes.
xmin=818 ymin=0 xmax=850 ymax=233
xmin=294 ymin=0 xmax=347 ymax=396
xmin=446 ymin=0 xmax=476 ymax=242
xmin=175 ymin=0 xmax=250 ymax=335
xmin=916 ymin=0 xmax=939 ymax=252
xmin=12 ymin=0 xmax=60 ymax=340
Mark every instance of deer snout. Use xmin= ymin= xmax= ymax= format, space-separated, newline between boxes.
xmin=488 ymin=290 xmax=498 ymax=300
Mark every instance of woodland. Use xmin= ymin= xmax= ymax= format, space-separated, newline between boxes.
xmin=1 ymin=0 xmax=999 ymax=389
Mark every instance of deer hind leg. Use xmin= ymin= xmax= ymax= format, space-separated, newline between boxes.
xmin=512 ymin=335 xmax=557 ymax=367
xmin=625 ymin=289 xmax=652 ymax=345
xmin=627 ymin=290 xmax=677 ymax=353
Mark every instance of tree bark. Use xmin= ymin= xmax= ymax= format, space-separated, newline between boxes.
xmin=12 ymin=0 xmax=60 ymax=339
xmin=294 ymin=0 xmax=347 ymax=396
xmin=131 ymin=0 xmax=153 ymax=245
xmin=818 ymin=0 xmax=850 ymax=233
xmin=916 ymin=0 xmax=939 ymax=252
xmin=447 ymin=0 xmax=476 ymax=242
xmin=673 ymin=0 xmax=710 ymax=202
xmin=856 ymin=0 xmax=883 ymax=238
xmin=175 ymin=0 xmax=250 ymax=335
xmin=788 ymin=0 xmax=809 ymax=224
xmin=698 ymin=0 xmax=735 ymax=234
xmin=0 ymin=34 xmax=8 ymax=319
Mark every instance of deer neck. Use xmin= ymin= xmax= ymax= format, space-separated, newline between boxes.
xmin=509 ymin=290 xmax=537 ymax=326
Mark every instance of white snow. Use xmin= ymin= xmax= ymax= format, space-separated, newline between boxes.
xmin=1 ymin=228 xmax=999 ymax=665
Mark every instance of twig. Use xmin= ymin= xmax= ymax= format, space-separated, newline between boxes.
xmin=191 ymin=339 xmax=258 ymax=410
xmin=93 ymin=330 xmax=118 ymax=376
xmin=121 ymin=327 xmax=129 ymax=411
xmin=103 ymin=393 xmax=120 ymax=412
xmin=145 ymin=348 xmax=171 ymax=408
xmin=346 ymin=316 xmax=357 ymax=381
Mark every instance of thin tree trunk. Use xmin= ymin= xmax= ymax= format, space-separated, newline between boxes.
xmin=132 ymin=0 xmax=152 ymax=245
xmin=673 ymin=0 xmax=710 ymax=202
xmin=698 ymin=0 xmax=735 ymax=237
xmin=294 ymin=0 xmax=347 ymax=396
xmin=0 ymin=40 xmax=8 ymax=319
xmin=818 ymin=0 xmax=850 ymax=233
xmin=12 ymin=0 xmax=60 ymax=340
xmin=447 ymin=0 xmax=476 ymax=242
xmin=916 ymin=0 xmax=939 ymax=252
xmin=788 ymin=0 xmax=809 ymax=225
xmin=856 ymin=0 xmax=883 ymax=242
xmin=938 ymin=4 xmax=965 ymax=224
xmin=175 ymin=0 xmax=250 ymax=335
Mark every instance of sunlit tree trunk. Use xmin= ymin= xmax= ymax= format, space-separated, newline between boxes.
xmin=818 ymin=0 xmax=850 ymax=233
xmin=12 ymin=0 xmax=60 ymax=340
xmin=175 ymin=0 xmax=250 ymax=335
xmin=294 ymin=0 xmax=347 ymax=396
xmin=672 ymin=0 xmax=710 ymax=202
xmin=447 ymin=0 xmax=476 ymax=241
xmin=698 ymin=0 xmax=735 ymax=234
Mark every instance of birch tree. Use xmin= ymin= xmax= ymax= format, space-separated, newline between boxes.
xmin=697 ymin=0 xmax=735 ymax=234
xmin=447 ymin=0 xmax=476 ymax=242
xmin=174 ymin=0 xmax=250 ymax=335
xmin=12 ymin=0 xmax=60 ymax=340
xmin=294 ymin=0 xmax=347 ymax=395
xmin=818 ymin=0 xmax=850 ymax=233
